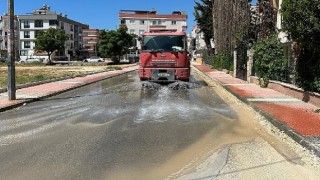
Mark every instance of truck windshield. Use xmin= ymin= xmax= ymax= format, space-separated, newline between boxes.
xmin=142 ymin=35 xmax=185 ymax=52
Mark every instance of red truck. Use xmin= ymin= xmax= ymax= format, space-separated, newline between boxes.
xmin=138 ymin=31 xmax=190 ymax=82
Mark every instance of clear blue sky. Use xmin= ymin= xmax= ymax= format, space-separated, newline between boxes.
xmin=0 ymin=0 xmax=257 ymax=33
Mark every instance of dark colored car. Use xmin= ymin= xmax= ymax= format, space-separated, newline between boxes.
xmin=0 ymin=57 xmax=8 ymax=63
xmin=52 ymin=56 xmax=68 ymax=61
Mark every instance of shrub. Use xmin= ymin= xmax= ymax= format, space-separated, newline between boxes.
xmin=212 ymin=54 xmax=233 ymax=71
xmin=253 ymin=35 xmax=287 ymax=87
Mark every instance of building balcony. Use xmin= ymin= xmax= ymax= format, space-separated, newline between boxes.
xmin=149 ymin=25 xmax=166 ymax=29
xmin=118 ymin=24 xmax=127 ymax=28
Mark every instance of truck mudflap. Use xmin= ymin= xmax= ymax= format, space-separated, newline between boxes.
xmin=151 ymin=69 xmax=175 ymax=81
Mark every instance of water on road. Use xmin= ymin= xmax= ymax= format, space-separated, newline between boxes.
xmin=0 ymin=71 xmax=319 ymax=180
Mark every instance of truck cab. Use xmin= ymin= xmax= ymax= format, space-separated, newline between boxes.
xmin=138 ymin=31 xmax=190 ymax=82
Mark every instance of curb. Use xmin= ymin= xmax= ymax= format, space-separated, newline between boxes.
xmin=0 ymin=63 xmax=139 ymax=93
xmin=192 ymin=64 xmax=320 ymax=157
xmin=0 ymin=67 xmax=138 ymax=113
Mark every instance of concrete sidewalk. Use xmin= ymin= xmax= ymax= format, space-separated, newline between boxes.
xmin=0 ymin=65 xmax=138 ymax=112
xmin=193 ymin=64 xmax=320 ymax=157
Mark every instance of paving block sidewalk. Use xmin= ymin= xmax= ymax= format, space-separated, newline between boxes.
xmin=193 ymin=64 xmax=320 ymax=157
xmin=0 ymin=65 xmax=138 ymax=112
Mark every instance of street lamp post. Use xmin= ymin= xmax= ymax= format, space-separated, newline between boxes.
xmin=7 ymin=0 xmax=16 ymax=100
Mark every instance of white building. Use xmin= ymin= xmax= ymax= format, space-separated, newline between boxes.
xmin=17 ymin=4 xmax=89 ymax=60
xmin=190 ymin=25 xmax=207 ymax=50
xmin=119 ymin=9 xmax=187 ymax=35
xmin=275 ymin=0 xmax=295 ymax=79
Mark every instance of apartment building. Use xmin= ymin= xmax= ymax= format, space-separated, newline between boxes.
xmin=118 ymin=9 xmax=188 ymax=36
xmin=17 ymin=4 xmax=89 ymax=60
xmin=0 ymin=15 xmax=19 ymax=58
xmin=189 ymin=26 xmax=206 ymax=50
xmin=82 ymin=29 xmax=99 ymax=57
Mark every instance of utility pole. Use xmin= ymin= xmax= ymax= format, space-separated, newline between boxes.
xmin=7 ymin=0 xmax=16 ymax=100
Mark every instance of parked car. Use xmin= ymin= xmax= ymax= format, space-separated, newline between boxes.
xmin=83 ymin=56 xmax=104 ymax=62
xmin=0 ymin=56 xmax=7 ymax=63
xmin=19 ymin=57 xmax=44 ymax=63
xmin=52 ymin=55 xmax=68 ymax=61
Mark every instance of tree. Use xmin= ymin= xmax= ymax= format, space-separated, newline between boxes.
xmin=194 ymin=0 xmax=214 ymax=52
xmin=256 ymin=0 xmax=277 ymax=40
xmin=212 ymin=0 xmax=251 ymax=55
xmin=282 ymin=0 xmax=320 ymax=92
xmin=99 ymin=26 xmax=135 ymax=63
xmin=282 ymin=0 xmax=320 ymax=46
xmin=35 ymin=28 xmax=69 ymax=64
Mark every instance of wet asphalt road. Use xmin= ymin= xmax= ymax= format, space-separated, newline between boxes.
xmin=0 ymin=71 xmax=319 ymax=180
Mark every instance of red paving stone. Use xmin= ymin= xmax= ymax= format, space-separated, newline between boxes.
xmin=0 ymin=65 xmax=139 ymax=112
xmin=0 ymin=97 xmax=23 ymax=108
xmin=206 ymin=71 xmax=231 ymax=78
xmin=17 ymin=82 xmax=78 ymax=95
xmin=75 ymin=76 xmax=106 ymax=84
xmin=194 ymin=65 xmax=215 ymax=73
xmin=255 ymin=102 xmax=320 ymax=136
xmin=215 ymin=78 xmax=248 ymax=85
xmin=228 ymin=85 xmax=286 ymax=98
xmin=62 ymin=73 xmax=115 ymax=84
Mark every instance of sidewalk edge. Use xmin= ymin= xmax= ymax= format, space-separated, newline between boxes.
xmin=0 ymin=68 xmax=137 ymax=113
xmin=192 ymin=64 xmax=320 ymax=157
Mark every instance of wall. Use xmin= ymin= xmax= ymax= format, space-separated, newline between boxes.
xmin=250 ymin=76 xmax=320 ymax=106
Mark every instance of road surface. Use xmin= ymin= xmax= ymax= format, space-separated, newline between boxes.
xmin=0 ymin=71 xmax=319 ymax=180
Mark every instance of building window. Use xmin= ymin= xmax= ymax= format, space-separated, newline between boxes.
xmin=171 ymin=21 xmax=177 ymax=25
xmin=61 ymin=22 xmax=64 ymax=29
xmin=139 ymin=20 xmax=145 ymax=25
xmin=158 ymin=20 xmax=165 ymax=25
xmin=70 ymin=25 xmax=74 ymax=31
xmin=70 ymin=34 xmax=74 ymax=40
xmin=139 ymin=30 xmax=145 ymax=35
xmin=35 ymin=20 xmax=43 ymax=28
xmin=129 ymin=29 xmax=135 ymax=34
xmin=24 ymin=21 xmax=30 ymax=28
xmin=35 ymin=30 xmax=41 ymax=38
xmin=120 ymin=19 xmax=125 ymax=24
xmin=150 ymin=20 xmax=157 ymax=25
xmin=24 ymin=31 xmax=30 ymax=38
xmin=20 ymin=50 xmax=27 ymax=56
xmin=24 ymin=41 xmax=30 ymax=48
xmin=49 ymin=20 xmax=58 ymax=26
xmin=130 ymin=19 xmax=135 ymax=24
